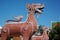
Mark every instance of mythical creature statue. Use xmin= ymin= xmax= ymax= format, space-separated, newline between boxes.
xmin=1 ymin=3 xmax=44 ymax=40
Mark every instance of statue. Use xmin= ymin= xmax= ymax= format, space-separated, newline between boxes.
xmin=31 ymin=27 xmax=49 ymax=40
xmin=1 ymin=3 xmax=44 ymax=40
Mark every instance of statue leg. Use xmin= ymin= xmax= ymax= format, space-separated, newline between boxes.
xmin=1 ymin=33 xmax=8 ymax=40
xmin=23 ymin=34 xmax=30 ymax=40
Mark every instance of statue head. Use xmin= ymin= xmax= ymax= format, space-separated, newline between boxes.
xmin=26 ymin=3 xmax=44 ymax=15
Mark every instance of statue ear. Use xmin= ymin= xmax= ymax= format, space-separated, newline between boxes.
xmin=26 ymin=4 xmax=31 ymax=9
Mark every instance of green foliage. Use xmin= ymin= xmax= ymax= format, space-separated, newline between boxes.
xmin=52 ymin=22 xmax=60 ymax=29
xmin=49 ymin=22 xmax=60 ymax=40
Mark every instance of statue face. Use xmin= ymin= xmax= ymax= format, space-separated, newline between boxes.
xmin=26 ymin=3 xmax=44 ymax=15
xmin=32 ymin=4 xmax=44 ymax=15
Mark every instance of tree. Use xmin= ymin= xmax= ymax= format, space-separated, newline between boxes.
xmin=49 ymin=22 xmax=60 ymax=40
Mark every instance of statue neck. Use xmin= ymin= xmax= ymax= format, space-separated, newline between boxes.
xmin=26 ymin=12 xmax=37 ymax=25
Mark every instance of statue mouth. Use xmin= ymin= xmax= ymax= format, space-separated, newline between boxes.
xmin=35 ymin=8 xmax=43 ymax=14
xmin=35 ymin=4 xmax=44 ymax=14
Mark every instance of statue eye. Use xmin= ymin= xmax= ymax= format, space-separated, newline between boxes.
xmin=29 ymin=8 xmax=31 ymax=11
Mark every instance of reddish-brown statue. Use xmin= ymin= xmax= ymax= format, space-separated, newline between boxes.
xmin=31 ymin=27 xmax=49 ymax=40
xmin=1 ymin=3 xmax=44 ymax=40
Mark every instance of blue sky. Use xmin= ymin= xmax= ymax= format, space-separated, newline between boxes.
xmin=0 ymin=0 xmax=60 ymax=28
